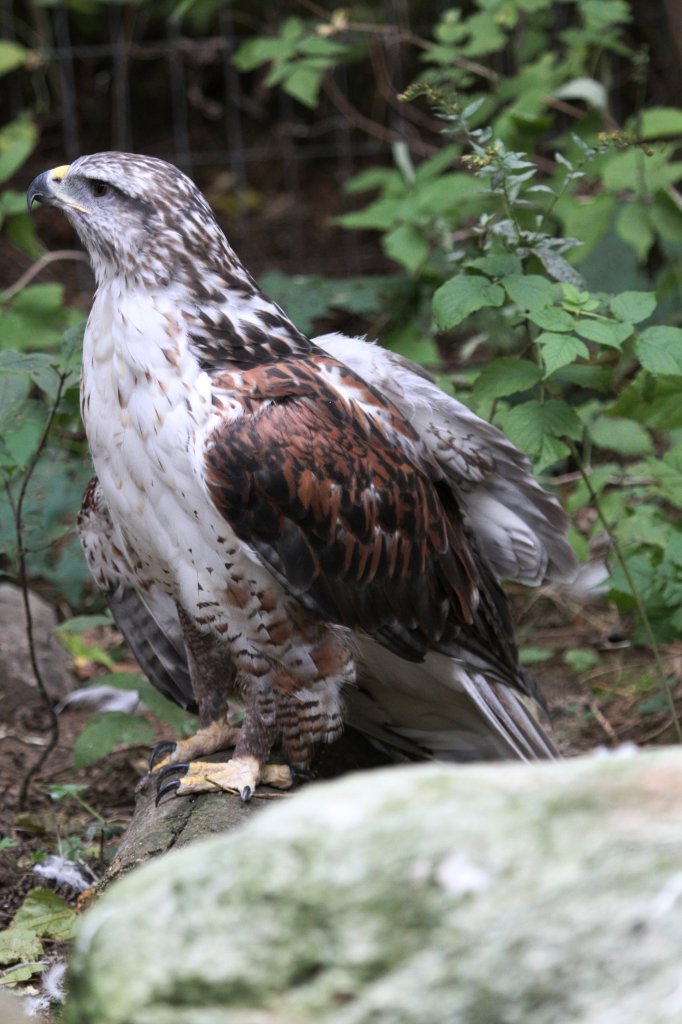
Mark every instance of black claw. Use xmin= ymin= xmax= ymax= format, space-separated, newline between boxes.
xmin=155 ymin=779 xmax=182 ymax=806
xmin=155 ymin=762 xmax=189 ymax=786
xmin=240 ymin=785 xmax=252 ymax=803
xmin=154 ymin=763 xmax=190 ymax=807
xmin=149 ymin=740 xmax=179 ymax=771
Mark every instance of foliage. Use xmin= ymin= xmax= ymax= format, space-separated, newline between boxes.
xmin=229 ymin=1 xmax=682 ymax=703
xmin=71 ymin=671 xmax=194 ymax=770
xmin=0 ymin=888 xmax=77 ymax=985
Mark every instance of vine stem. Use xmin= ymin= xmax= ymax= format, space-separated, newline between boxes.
xmin=569 ymin=441 xmax=682 ymax=743
xmin=14 ymin=370 xmax=69 ymax=809
xmin=0 ymin=250 xmax=89 ymax=303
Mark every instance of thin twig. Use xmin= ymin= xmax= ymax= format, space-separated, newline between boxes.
xmin=0 ymin=250 xmax=89 ymax=303
xmin=584 ymin=698 xmax=618 ymax=740
xmin=15 ymin=370 xmax=69 ymax=810
xmin=322 ymin=75 xmax=406 ymax=146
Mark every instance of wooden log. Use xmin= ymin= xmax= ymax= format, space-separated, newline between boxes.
xmin=101 ymin=729 xmax=395 ymax=889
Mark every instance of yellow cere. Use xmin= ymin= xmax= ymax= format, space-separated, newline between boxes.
xmin=49 ymin=164 xmax=71 ymax=182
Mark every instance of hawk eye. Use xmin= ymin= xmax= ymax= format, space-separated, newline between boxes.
xmin=91 ymin=180 xmax=111 ymax=198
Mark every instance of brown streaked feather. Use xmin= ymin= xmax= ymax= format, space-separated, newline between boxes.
xmin=205 ymin=353 xmax=520 ymax=675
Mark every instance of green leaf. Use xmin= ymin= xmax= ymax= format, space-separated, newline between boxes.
xmin=95 ymin=673 xmax=192 ymax=732
xmin=433 ymin=275 xmax=505 ymax=329
xmin=11 ymin=283 xmax=64 ymax=315
xmin=0 ymin=115 xmax=38 ymax=184
xmin=336 ymin=198 xmax=404 ymax=231
xmin=0 ymin=888 xmax=77 ymax=967
xmin=528 ymin=306 xmax=575 ymax=332
xmin=538 ymin=332 xmax=588 ymax=377
xmin=650 ymin=192 xmax=682 ymax=243
xmin=0 ymin=924 xmax=43 ymax=965
xmin=413 ymin=173 xmax=485 ymax=214
xmin=497 ymin=399 xmax=582 ymax=469
xmin=383 ymin=223 xmax=428 ymax=272
xmin=0 ymin=350 xmax=55 ymax=376
xmin=0 ymin=41 xmax=28 ymax=76
xmin=414 ymin=144 xmax=462 ymax=182
xmin=344 ymin=167 xmax=400 ymax=195
xmin=564 ymin=648 xmax=599 ymax=673
xmin=232 ymin=36 xmax=293 ymax=72
xmin=559 ymin=284 xmax=597 ymax=313
xmin=471 ymin=358 xmax=543 ymax=400
xmin=647 ymin=446 xmax=682 ymax=507
xmin=635 ymin=326 xmax=682 ymax=375
xmin=280 ymin=64 xmax=325 ymax=108
xmin=574 ymin=318 xmax=633 ymax=349
xmin=636 ymin=106 xmax=682 ymax=140
xmin=466 ymin=254 xmax=522 ymax=278
xmin=602 ymin=147 xmax=682 ymax=193
xmin=502 ymin=274 xmax=556 ymax=310
xmin=54 ymin=614 xmax=114 ymax=635
xmin=13 ymin=888 xmax=77 ymax=940
xmin=3 ymin=408 xmax=45 ymax=469
xmin=589 ymin=415 xmax=654 ymax=455
xmin=552 ymin=363 xmax=614 ymax=392
xmin=0 ymin=374 xmax=30 ymax=431
xmin=616 ymin=204 xmax=654 ymax=261
xmin=519 ymin=646 xmax=553 ymax=665
xmin=611 ymin=374 xmax=682 ymax=428
xmin=554 ymin=193 xmax=615 ymax=263
xmin=72 ymin=712 xmax=156 ymax=770
xmin=610 ymin=291 xmax=657 ymax=324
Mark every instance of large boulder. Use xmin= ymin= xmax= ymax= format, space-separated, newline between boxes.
xmin=65 ymin=749 xmax=682 ymax=1024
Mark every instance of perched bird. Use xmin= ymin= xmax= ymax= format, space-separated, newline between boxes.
xmin=28 ymin=153 xmax=576 ymax=801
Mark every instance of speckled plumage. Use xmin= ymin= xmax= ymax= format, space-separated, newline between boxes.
xmin=30 ymin=152 xmax=577 ymax=796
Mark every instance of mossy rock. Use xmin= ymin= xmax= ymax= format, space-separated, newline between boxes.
xmin=65 ymin=749 xmax=682 ymax=1023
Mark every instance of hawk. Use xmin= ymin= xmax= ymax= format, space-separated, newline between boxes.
xmin=28 ymin=153 xmax=576 ymax=801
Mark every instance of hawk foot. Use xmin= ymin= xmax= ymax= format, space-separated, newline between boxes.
xmin=149 ymin=719 xmax=242 ymax=772
xmin=155 ymin=755 xmax=293 ymax=804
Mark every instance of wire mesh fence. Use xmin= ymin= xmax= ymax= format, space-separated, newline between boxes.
xmin=7 ymin=1 xmax=419 ymax=276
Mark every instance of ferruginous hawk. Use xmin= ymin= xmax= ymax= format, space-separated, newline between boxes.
xmin=28 ymin=153 xmax=576 ymax=801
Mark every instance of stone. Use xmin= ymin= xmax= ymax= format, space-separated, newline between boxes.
xmin=0 ymin=583 xmax=75 ymax=702
xmin=64 ymin=748 xmax=682 ymax=1024
xmin=0 ymin=993 xmax=31 ymax=1023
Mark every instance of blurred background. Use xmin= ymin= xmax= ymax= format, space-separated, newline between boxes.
xmin=3 ymin=0 xmax=682 ymax=289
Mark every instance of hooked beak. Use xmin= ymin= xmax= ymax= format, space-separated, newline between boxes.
xmin=27 ymin=164 xmax=91 ymax=215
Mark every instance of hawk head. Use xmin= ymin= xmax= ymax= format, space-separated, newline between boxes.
xmin=27 ymin=152 xmax=234 ymax=286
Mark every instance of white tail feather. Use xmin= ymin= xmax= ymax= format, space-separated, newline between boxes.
xmin=347 ymin=639 xmax=556 ymax=763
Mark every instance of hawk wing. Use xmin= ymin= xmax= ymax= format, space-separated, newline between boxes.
xmin=316 ymin=333 xmax=577 ymax=587
xmin=78 ymin=478 xmax=195 ymax=712
xmin=205 ymin=352 xmax=524 ymax=690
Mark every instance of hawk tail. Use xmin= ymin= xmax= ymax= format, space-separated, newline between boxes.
xmin=346 ymin=641 xmax=557 ymax=763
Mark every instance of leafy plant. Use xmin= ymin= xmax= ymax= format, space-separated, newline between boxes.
xmin=228 ymin=0 xmax=682 ymax=735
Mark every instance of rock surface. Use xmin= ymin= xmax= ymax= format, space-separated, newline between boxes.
xmin=0 ymin=993 xmax=31 ymax=1023
xmin=65 ymin=749 xmax=682 ymax=1024
xmin=0 ymin=583 xmax=75 ymax=701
